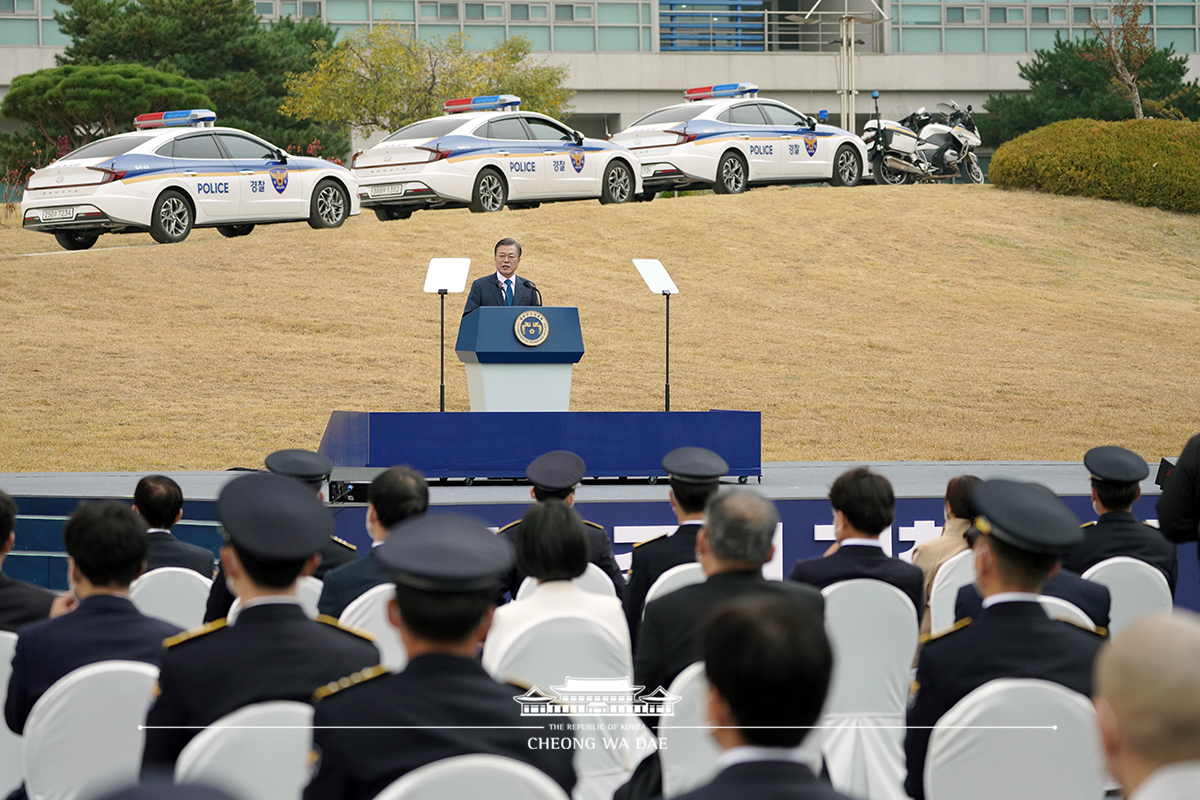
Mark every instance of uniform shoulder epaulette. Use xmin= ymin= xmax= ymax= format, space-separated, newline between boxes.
xmin=582 ymin=519 xmax=606 ymax=530
xmin=316 ymin=615 xmax=377 ymax=642
xmin=920 ymin=617 xmax=971 ymax=644
xmin=1054 ymin=617 xmax=1105 ymax=636
xmin=505 ymin=675 xmax=534 ymax=692
xmin=313 ymin=664 xmax=388 ymax=701
xmin=331 ymin=536 xmax=357 ymax=551
xmin=1081 ymin=521 xmax=1096 ymax=528
xmin=633 ymin=534 xmax=666 ymax=548
xmin=498 ymin=520 xmax=520 ymax=533
xmin=164 ymin=618 xmax=227 ymax=648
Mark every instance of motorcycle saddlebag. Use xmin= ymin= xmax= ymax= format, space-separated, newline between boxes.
xmin=883 ymin=125 xmax=919 ymax=155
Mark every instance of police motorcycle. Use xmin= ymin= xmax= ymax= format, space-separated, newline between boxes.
xmin=862 ymin=92 xmax=983 ymax=185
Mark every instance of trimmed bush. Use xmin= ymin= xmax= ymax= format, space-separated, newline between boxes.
xmin=988 ymin=119 xmax=1200 ymax=214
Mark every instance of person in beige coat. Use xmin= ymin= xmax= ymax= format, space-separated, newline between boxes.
xmin=910 ymin=475 xmax=981 ymax=637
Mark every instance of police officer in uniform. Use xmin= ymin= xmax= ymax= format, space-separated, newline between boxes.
xmin=497 ymin=450 xmax=624 ymax=601
xmin=624 ymin=447 xmax=727 ymax=641
xmin=1061 ymin=445 xmax=1177 ymax=594
xmin=904 ymin=479 xmax=1105 ymax=800
xmin=303 ymin=515 xmax=576 ymax=800
xmin=143 ymin=473 xmax=380 ymax=772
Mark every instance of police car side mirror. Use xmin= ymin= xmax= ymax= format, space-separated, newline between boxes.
xmin=276 ymin=149 xmax=289 ymax=164
xmin=572 ymin=130 xmax=584 ymax=146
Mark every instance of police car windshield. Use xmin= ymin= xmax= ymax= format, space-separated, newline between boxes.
xmin=384 ymin=118 xmax=465 ymax=142
xmin=63 ymin=134 xmax=159 ymax=161
xmin=630 ymin=105 xmax=710 ymax=127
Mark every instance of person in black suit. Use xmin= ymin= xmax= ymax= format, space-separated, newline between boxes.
xmin=461 ymin=238 xmax=542 ymax=316
xmin=142 ymin=473 xmax=380 ymax=773
xmin=666 ymin=594 xmax=852 ymax=800
xmin=132 ymin=475 xmax=214 ymax=578
xmin=954 ymin=568 xmax=1112 ymax=632
xmin=318 ymin=466 xmax=429 ymax=619
xmin=497 ymin=451 xmax=625 ymax=601
xmin=5 ymin=501 xmax=182 ymax=735
xmin=625 ymin=447 xmax=727 ymax=642
xmin=1159 ymin=432 xmax=1200 ymax=594
xmin=787 ymin=467 xmax=924 ymax=618
xmin=904 ymin=480 xmax=1105 ymax=800
xmin=0 ymin=491 xmax=57 ymax=633
xmin=1061 ymin=446 xmax=1177 ymax=594
xmin=303 ymin=514 xmax=575 ymax=800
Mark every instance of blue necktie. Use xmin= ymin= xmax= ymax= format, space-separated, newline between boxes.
xmin=505 ymin=279 xmax=513 ymax=307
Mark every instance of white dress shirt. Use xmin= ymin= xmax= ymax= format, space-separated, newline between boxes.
xmin=1131 ymin=761 xmax=1200 ymax=800
xmin=494 ymin=271 xmax=515 ymax=304
xmin=981 ymin=592 xmax=1041 ymax=609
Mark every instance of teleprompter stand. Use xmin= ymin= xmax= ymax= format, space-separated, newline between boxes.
xmin=633 ymin=259 xmax=680 ymax=412
xmin=423 ymin=258 xmax=470 ymax=411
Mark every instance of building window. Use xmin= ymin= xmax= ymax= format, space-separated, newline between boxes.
xmin=465 ymin=2 xmax=482 ymax=16
xmin=0 ymin=0 xmax=38 ymax=13
xmin=300 ymin=1 xmax=320 ymax=15
xmin=439 ymin=2 xmax=457 ymax=17
xmin=1073 ymin=6 xmax=1090 ymax=22
xmin=510 ymin=2 xmax=528 ymax=17
xmin=575 ymin=4 xmax=591 ymax=18
xmin=256 ymin=0 xmax=275 ymax=13
xmin=989 ymin=6 xmax=1005 ymax=22
xmin=946 ymin=6 xmax=964 ymax=22
xmin=530 ymin=4 xmax=547 ymax=17
xmin=555 ymin=3 xmax=573 ymax=19
xmin=420 ymin=2 xmax=437 ymax=16
xmin=1008 ymin=7 xmax=1022 ymax=21
xmin=485 ymin=3 xmax=502 ymax=16
xmin=1031 ymin=6 xmax=1048 ymax=22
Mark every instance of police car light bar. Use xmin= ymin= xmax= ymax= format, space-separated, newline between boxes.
xmin=683 ymin=83 xmax=759 ymax=101
xmin=133 ymin=109 xmax=218 ymax=130
xmin=442 ymin=95 xmax=521 ymax=114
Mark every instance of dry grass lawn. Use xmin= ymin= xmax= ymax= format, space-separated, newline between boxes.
xmin=1 ymin=183 xmax=1198 ymax=473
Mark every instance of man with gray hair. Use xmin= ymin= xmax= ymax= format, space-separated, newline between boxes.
xmin=1094 ymin=612 xmax=1200 ymax=799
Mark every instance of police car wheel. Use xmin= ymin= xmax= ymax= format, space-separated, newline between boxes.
xmin=53 ymin=230 xmax=99 ymax=251
xmin=373 ymin=206 xmax=412 ymax=221
xmin=830 ymin=145 xmax=862 ymax=187
xmin=713 ymin=152 xmax=747 ymax=194
xmin=963 ymin=156 xmax=984 ymax=184
xmin=149 ymin=190 xmax=193 ymax=244
xmin=872 ymin=155 xmax=910 ymax=186
xmin=600 ymin=161 xmax=634 ymax=204
xmin=469 ymin=169 xmax=507 ymax=213
xmin=309 ymin=180 xmax=349 ymax=229
xmin=216 ymin=224 xmax=255 ymax=238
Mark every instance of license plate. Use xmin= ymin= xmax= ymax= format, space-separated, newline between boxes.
xmin=41 ymin=207 xmax=76 ymax=221
xmin=640 ymin=165 xmax=652 ymax=178
xmin=369 ymin=184 xmax=405 ymax=198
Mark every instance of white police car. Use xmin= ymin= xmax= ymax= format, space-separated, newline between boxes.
xmin=353 ymin=95 xmax=642 ymax=220
xmin=610 ymin=84 xmax=869 ymax=195
xmin=21 ymin=109 xmax=360 ymax=251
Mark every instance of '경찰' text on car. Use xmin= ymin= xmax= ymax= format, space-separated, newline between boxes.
xmin=21 ymin=109 xmax=359 ymax=251
xmin=352 ymin=95 xmax=643 ymax=220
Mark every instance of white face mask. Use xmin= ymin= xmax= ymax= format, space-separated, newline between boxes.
xmin=365 ymin=514 xmax=374 ymax=537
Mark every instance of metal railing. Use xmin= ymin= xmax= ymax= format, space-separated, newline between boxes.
xmin=659 ymin=7 xmax=884 ymax=52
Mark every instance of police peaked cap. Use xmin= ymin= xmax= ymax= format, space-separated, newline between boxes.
xmin=526 ymin=450 xmax=586 ymax=491
xmin=377 ymin=514 xmax=514 ymax=592
xmin=217 ymin=472 xmax=332 ymax=560
xmin=971 ymin=479 xmax=1082 ymax=556
xmin=662 ymin=446 xmax=728 ymax=484
xmin=1084 ymin=446 xmax=1149 ymax=485
xmin=265 ymin=449 xmax=333 ymax=483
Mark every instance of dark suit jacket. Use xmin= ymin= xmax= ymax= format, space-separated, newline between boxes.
xmin=787 ymin=543 xmax=925 ymax=619
xmin=147 ymin=531 xmax=215 ymax=578
xmin=1158 ymin=431 xmax=1200 ymax=546
xmin=4 ymin=594 xmax=182 ymax=734
xmin=625 ymin=522 xmax=702 ymax=644
xmin=317 ymin=549 xmax=392 ymax=619
xmin=904 ymin=601 xmax=1104 ymax=800
xmin=0 ymin=572 xmax=55 ymax=633
xmin=303 ymin=653 xmax=576 ymax=800
xmin=462 ymin=274 xmax=540 ymax=316
xmin=954 ymin=571 xmax=1112 ymax=631
xmin=662 ymin=760 xmax=853 ymax=800
xmin=1061 ymin=511 xmax=1178 ymax=594
xmin=143 ymin=602 xmax=380 ymax=769
xmin=498 ymin=518 xmax=625 ymax=602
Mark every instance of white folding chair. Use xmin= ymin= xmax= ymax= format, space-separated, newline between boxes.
xmin=0 ymin=632 xmax=21 ymax=797
xmin=925 ymin=678 xmax=1105 ymax=800
xmin=641 ymin=563 xmax=706 ymax=619
xmin=1038 ymin=596 xmax=1096 ymax=631
xmin=1082 ymin=556 xmax=1173 ymax=638
xmin=130 ymin=567 xmax=214 ymax=630
xmin=339 ymin=583 xmax=406 ymax=671
xmin=818 ymin=579 xmax=919 ymax=800
xmin=516 ymin=563 xmax=618 ymax=601
xmin=23 ymin=660 xmax=160 ymax=800
xmin=928 ymin=549 xmax=976 ymax=635
xmin=659 ymin=663 xmax=720 ymax=799
xmin=175 ymin=701 xmax=315 ymax=800
xmin=373 ymin=753 xmax=571 ymax=800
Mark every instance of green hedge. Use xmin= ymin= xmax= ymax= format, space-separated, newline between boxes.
xmin=988 ymin=118 xmax=1200 ymax=214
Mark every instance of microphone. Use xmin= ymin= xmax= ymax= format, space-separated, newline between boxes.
xmin=523 ymin=279 xmax=543 ymax=306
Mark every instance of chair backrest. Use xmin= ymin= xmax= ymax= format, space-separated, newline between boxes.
xmin=1038 ymin=596 xmax=1095 ymax=631
xmin=0 ymin=632 xmax=21 ymax=798
xmin=130 ymin=567 xmax=214 ymax=630
xmin=925 ymin=678 xmax=1105 ymax=800
xmin=227 ymin=577 xmax=324 ymax=625
xmin=339 ymin=583 xmax=406 ymax=671
xmin=23 ymin=660 xmax=160 ymax=800
xmin=516 ymin=563 xmax=617 ymax=601
xmin=928 ymin=549 xmax=977 ymax=636
xmin=373 ymin=754 xmax=571 ymax=800
xmin=659 ymin=662 xmax=720 ymax=799
xmin=175 ymin=701 xmax=315 ymax=800
xmin=1081 ymin=556 xmax=1172 ymax=638
xmin=821 ymin=579 xmax=919 ymax=716
xmin=641 ymin=563 xmax=706 ymax=619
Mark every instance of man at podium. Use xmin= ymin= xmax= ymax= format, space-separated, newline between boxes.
xmin=462 ymin=237 xmax=542 ymax=316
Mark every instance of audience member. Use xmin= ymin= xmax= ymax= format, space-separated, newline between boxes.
xmin=669 ymin=594 xmax=852 ymax=800
xmin=0 ymin=490 xmax=57 ymax=632
xmin=318 ymin=466 xmax=429 ymax=619
xmin=910 ymin=475 xmax=980 ymax=636
xmin=142 ymin=473 xmax=379 ymax=771
xmin=1061 ymin=446 xmax=1177 ymax=593
xmin=904 ymin=479 xmax=1104 ymax=800
xmin=483 ymin=500 xmax=629 ymax=671
xmin=132 ymin=475 xmax=214 ymax=578
xmin=788 ymin=467 xmax=924 ymax=618
xmin=5 ymin=501 xmax=181 ymax=735
xmin=625 ymin=447 xmax=727 ymax=640
xmin=1157 ymin=432 xmax=1200 ymax=556
xmin=1094 ymin=612 xmax=1200 ymax=800
xmin=303 ymin=514 xmax=575 ymax=799
xmin=498 ymin=450 xmax=625 ymax=600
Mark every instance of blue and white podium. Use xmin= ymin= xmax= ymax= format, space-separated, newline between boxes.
xmin=455 ymin=306 xmax=584 ymax=412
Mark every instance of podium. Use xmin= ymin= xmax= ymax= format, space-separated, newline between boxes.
xmin=455 ymin=307 xmax=585 ymax=411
